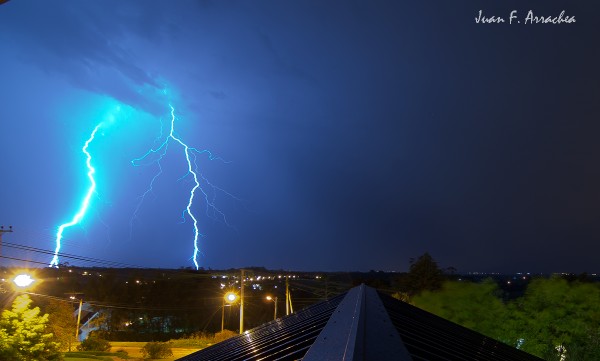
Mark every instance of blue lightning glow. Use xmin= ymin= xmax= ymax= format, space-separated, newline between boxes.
xmin=51 ymin=100 xmax=231 ymax=269
xmin=50 ymin=122 xmax=104 ymax=267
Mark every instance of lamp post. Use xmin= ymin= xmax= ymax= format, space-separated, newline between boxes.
xmin=74 ymin=297 xmax=83 ymax=341
xmin=221 ymin=292 xmax=238 ymax=332
xmin=240 ymin=269 xmax=245 ymax=333
xmin=266 ymin=295 xmax=278 ymax=320
xmin=66 ymin=293 xmax=84 ymax=342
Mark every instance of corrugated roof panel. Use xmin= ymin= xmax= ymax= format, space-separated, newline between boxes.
xmin=178 ymin=293 xmax=344 ymax=361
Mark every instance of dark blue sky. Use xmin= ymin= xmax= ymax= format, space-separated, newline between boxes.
xmin=0 ymin=1 xmax=599 ymax=273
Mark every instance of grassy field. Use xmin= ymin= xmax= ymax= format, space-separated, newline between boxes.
xmin=63 ymin=351 xmax=131 ymax=361
xmin=63 ymin=342 xmax=204 ymax=361
xmin=62 ymin=331 xmax=237 ymax=360
xmin=111 ymin=341 xmax=203 ymax=360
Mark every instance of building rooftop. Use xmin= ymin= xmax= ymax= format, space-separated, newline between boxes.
xmin=178 ymin=284 xmax=542 ymax=361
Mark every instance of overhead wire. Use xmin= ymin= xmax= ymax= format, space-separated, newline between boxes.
xmin=3 ymin=242 xmax=367 ymax=313
xmin=23 ymin=291 xmax=224 ymax=312
xmin=2 ymin=241 xmax=142 ymax=268
xmin=1 ymin=241 xmax=224 ymax=285
xmin=0 ymin=255 xmax=52 ymax=266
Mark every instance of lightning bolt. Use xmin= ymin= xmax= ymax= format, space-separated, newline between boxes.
xmin=167 ymin=105 xmax=201 ymax=269
xmin=50 ymin=122 xmax=104 ymax=267
xmin=50 ymin=101 xmax=231 ymax=269
xmin=129 ymin=123 xmax=168 ymax=239
xmin=132 ymin=104 xmax=218 ymax=269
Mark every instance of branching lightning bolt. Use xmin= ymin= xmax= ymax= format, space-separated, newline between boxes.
xmin=50 ymin=123 xmax=104 ymax=267
xmin=165 ymin=105 xmax=201 ymax=269
xmin=132 ymin=104 xmax=230 ymax=269
xmin=50 ymin=102 xmax=233 ymax=269
xmin=129 ymin=127 xmax=168 ymax=239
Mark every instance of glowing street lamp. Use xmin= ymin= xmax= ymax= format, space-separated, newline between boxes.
xmin=13 ymin=273 xmax=35 ymax=288
xmin=266 ymin=295 xmax=278 ymax=320
xmin=225 ymin=292 xmax=238 ymax=303
xmin=222 ymin=291 xmax=238 ymax=332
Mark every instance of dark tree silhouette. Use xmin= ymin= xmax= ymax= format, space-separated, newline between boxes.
xmin=406 ymin=252 xmax=444 ymax=295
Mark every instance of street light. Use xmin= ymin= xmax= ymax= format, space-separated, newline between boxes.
xmin=266 ymin=295 xmax=278 ymax=320
xmin=12 ymin=271 xmax=39 ymax=292
xmin=13 ymin=274 xmax=35 ymax=288
xmin=222 ymin=291 xmax=238 ymax=332
xmin=225 ymin=292 xmax=238 ymax=303
xmin=65 ymin=293 xmax=85 ymax=342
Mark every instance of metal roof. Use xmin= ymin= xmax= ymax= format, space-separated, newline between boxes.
xmin=178 ymin=285 xmax=542 ymax=361
xmin=178 ymin=293 xmax=344 ymax=361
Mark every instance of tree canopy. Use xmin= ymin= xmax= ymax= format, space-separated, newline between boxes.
xmin=411 ymin=277 xmax=600 ymax=360
xmin=413 ymin=279 xmax=509 ymax=341
xmin=45 ymin=299 xmax=77 ymax=352
xmin=398 ymin=252 xmax=444 ymax=296
xmin=508 ymin=277 xmax=600 ymax=360
xmin=0 ymin=295 xmax=62 ymax=361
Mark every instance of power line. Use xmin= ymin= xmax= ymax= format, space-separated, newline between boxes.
xmin=0 ymin=243 xmax=230 ymax=286
xmin=3 ymin=241 xmax=141 ymax=268
xmin=24 ymin=291 xmax=222 ymax=312
xmin=0 ymin=255 xmax=51 ymax=266
xmin=2 ymin=241 xmax=227 ymax=281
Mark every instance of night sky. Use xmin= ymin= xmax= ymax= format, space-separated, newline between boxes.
xmin=1 ymin=1 xmax=599 ymax=273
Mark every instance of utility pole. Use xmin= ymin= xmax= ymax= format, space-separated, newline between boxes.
xmin=75 ymin=298 xmax=83 ymax=341
xmin=239 ymin=269 xmax=245 ymax=334
xmin=285 ymin=277 xmax=289 ymax=316
xmin=67 ymin=292 xmax=84 ymax=344
xmin=221 ymin=297 xmax=225 ymax=332
xmin=0 ymin=227 xmax=14 ymax=293
xmin=0 ymin=225 xmax=14 ymax=259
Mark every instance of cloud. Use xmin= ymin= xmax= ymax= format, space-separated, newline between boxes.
xmin=0 ymin=1 xmax=175 ymax=113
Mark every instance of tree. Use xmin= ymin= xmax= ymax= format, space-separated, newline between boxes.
xmin=406 ymin=252 xmax=444 ymax=295
xmin=411 ymin=277 xmax=600 ymax=360
xmin=507 ymin=277 xmax=600 ymax=360
xmin=412 ymin=279 xmax=510 ymax=341
xmin=45 ymin=299 xmax=77 ymax=352
xmin=0 ymin=295 xmax=62 ymax=361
